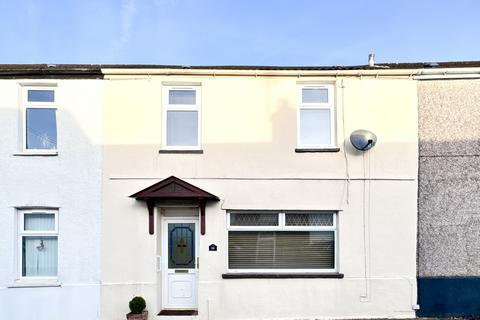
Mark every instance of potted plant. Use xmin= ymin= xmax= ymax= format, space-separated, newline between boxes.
xmin=126 ymin=296 xmax=148 ymax=320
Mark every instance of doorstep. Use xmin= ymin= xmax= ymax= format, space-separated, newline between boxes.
xmin=157 ymin=309 xmax=198 ymax=320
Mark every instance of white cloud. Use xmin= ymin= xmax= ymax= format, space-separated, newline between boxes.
xmin=120 ymin=0 xmax=137 ymax=44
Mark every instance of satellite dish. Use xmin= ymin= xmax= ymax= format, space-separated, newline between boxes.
xmin=350 ymin=129 xmax=377 ymax=151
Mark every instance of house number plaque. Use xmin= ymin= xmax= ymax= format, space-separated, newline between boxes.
xmin=209 ymin=244 xmax=217 ymax=251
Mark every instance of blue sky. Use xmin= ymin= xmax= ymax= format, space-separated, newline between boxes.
xmin=1 ymin=0 xmax=479 ymax=66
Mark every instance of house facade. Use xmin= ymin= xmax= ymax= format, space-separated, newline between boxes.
xmin=0 ymin=66 xmax=104 ymax=320
xmin=3 ymin=63 xmax=480 ymax=320
xmin=100 ymin=67 xmax=418 ymax=319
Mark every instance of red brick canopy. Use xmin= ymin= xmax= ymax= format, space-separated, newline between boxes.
xmin=130 ymin=176 xmax=219 ymax=235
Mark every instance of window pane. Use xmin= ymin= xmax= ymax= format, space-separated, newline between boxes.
xmin=28 ymin=90 xmax=55 ymax=102
xmin=166 ymin=111 xmax=198 ymax=146
xmin=24 ymin=213 xmax=55 ymax=231
xmin=229 ymin=231 xmax=334 ymax=269
xmin=169 ymin=90 xmax=196 ymax=105
xmin=22 ymin=236 xmax=58 ymax=276
xmin=230 ymin=213 xmax=278 ymax=226
xmin=168 ymin=223 xmax=195 ymax=269
xmin=26 ymin=108 xmax=57 ymax=149
xmin=302 ymin=88 xmax=328 ymax=103
xmin=299 ymin=109 xmax=331 ymax=146
xmin=285 ymin=213 xmax=333 ymax=226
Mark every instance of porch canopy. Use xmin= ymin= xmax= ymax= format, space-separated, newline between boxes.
xmin=130 ymin=176 xmax=219 ymax=235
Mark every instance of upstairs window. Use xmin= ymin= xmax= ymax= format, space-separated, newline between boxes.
xmin=298 ymin=85 xmax=335 ymax=148
xmin=23 ymin=87 xmax=57 ymax=151
xmin=18 ymin=210 xmax=58 ymax=278
xmin=162 ymin=86 xmax=201 ymax=149
xmin=227 ymin=211 xmax=337 ymax=272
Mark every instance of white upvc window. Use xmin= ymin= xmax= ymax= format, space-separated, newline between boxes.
xmin=162 ymin=86 xmax=201 ymax=150
xmin=22 ymin=86 xmax=58 ymax=152
xmin=18 ymin=210 xmax=58 ymax=279
xmin=297 ymin=84 xmax=336 ymax=148
xmin=227 ymin=211 xmax=337 ymax=273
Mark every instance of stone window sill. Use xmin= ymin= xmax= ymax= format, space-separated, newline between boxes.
xmin=222 ymin=273 xmax=344 ymax=279
xmin=13 ymin=151 xmax=58 ymax=156
xmin=158 ymin=149 xmax=204 ymax=154
xmin=295 ymin=148 xmax=340 ymax=153
xmin=8 ymin=280 xmax=62 ymax=288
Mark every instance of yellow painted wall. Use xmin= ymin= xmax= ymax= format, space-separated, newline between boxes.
xmin=101 ymin=72 xmax=418 ymax=320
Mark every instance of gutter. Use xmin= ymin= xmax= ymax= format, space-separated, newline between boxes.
xmin=101 ymin=67 xmax=480 ymax=78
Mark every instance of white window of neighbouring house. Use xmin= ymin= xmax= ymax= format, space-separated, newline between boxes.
xmin=22 ymin=87 xmax=57 ymax=151
xmin=162 ymin=86 xmax=201 ymax=149
xmin=297 ymin=85 xmax=335 ymax=148
xmin=18 ymin=210 xmax=58 ymax=278
xmin=227 ymin=211 xmax=337 ymax=272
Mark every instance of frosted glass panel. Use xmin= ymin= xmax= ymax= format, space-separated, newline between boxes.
xmin=302 ymin=88 xmax=328 ymax=103
xmin=230 ymin=213 xmax=278 ymax=226
xmin=166 ymin=111 xmax=198 ymax=146
xmin=22 ymin=236 xmax=58 ymax=276
xmin=28 ymin=90 xmax=55 ymax=102
xmin=169 ymin=90 xmax=196 ymax=105
xmin=24 ymin=214 xmax=55 ymax=231
xmin=285 ymin=213 xmax=333 ymax=226
xmin=299 ymin=109 xmax=331 ymax=145
xmin=26 ymin=108 xmax=57 ymax=149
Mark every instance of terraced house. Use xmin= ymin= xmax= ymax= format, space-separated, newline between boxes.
xmin=0 ymin=62 xmax=478 ymax=320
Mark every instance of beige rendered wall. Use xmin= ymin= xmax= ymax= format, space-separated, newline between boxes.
xmin=101 ymin=74 xmax=418 ymax=319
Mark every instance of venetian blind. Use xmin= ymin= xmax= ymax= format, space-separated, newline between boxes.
xmin=228 ymin=231 xmax=334 ymax=269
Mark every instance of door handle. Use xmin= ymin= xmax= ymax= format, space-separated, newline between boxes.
xmin=156 ymin=256 xmax=161 ymax=272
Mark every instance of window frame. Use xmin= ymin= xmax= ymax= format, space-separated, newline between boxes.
xmin=161 ymin=86 xmax=201 ymax=150
xmin=17 ymin=209 xmax=59 ymax=280
xmin=21 ymin=86 xmax=58 ymax=153
xmin=227 ymin=211 xmax=338 ymax=273
xmin=297 ymin=84 xmax=336 ymax=149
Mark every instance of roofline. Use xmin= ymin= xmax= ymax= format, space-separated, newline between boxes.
xmin=1 ymin=61 xmax=480 ymax=79
xmin=0 ymin=64 xmax=103 ymax=79
xmin=101 ymin=66 xmax=480 ymax=78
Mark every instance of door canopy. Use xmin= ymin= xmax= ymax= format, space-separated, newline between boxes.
xmin=130 ymin=176 xmax=219 ymax=235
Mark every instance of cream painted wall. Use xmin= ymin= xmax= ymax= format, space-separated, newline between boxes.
xmin=101 ymin=74 xmax=418 ymax=319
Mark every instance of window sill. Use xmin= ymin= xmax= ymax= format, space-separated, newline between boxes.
xmin=222 ymin=273 xmax=344 ymax=279
xmin=158 ymin=149 xmax=204 ymax=154
xmin=8 ymin=280 xmax=62 ymax=288
xmin=295 ymin=147 xmax=340 ymax=153
xmin=13 ymin=151 xmax=58 ymax=156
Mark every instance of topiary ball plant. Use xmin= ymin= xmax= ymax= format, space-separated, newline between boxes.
xmin=129 ymin=296 xmax=146 ymax=314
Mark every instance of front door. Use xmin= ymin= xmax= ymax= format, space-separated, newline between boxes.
xmin=162 ymin=218 xmax=198 ymax=309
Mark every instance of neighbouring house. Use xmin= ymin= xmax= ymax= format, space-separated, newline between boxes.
xmin=1 ymin=62 xmax=479 ymax=320
xmin=0 ymin=65 xmax=104 ymax=320
xmin=417 ymin=77 xmax=480 ymax=317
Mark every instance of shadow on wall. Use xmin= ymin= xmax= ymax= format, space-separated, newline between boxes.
xmin=104 ymin=95 xmax=412 ymax=180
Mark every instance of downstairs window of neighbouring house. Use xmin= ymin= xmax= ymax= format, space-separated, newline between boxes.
xmin=18 ymin=210 xmax=58 ymax=278
xmin=227 ymin=211 xmax=337 ymax=271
